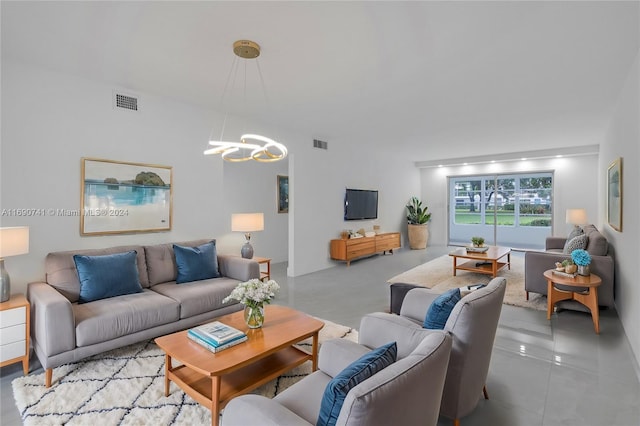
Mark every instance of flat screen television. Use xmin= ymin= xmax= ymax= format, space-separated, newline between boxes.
xmin=344 ymin=188 xmax=378 ymax=221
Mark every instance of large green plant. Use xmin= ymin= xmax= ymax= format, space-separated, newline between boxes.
xmin=406 ymin=197 xmax=431 ymax=224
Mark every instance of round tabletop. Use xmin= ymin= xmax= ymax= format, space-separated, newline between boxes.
xmin=543 ymin=269 xmax=602 ymax=288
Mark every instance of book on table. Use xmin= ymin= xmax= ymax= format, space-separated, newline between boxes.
xmin=187 ymin=331 xmax=248 ymax=353
xmin=189 ymin=320 xmax=246 ymax=345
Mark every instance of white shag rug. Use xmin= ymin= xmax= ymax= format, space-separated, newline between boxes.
xmin=12 ymin=318 xmax=358 ymax=425
xmin=387 ymin=254 xmax=547 ymax=311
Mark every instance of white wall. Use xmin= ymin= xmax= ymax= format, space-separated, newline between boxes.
xmin=600 ymin=51 xmax=639 ymax=369
xmin=0 ymin=61 xmax=290 ymax=293
xmin=0 ymin=60 xmax=422 ymax=293
xmin=287 ymin=135 xmax=421 ymax=276
xmin=419 ymin=155 xmax=600 ymax=246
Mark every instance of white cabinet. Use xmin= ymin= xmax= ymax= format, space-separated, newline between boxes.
xmin=0 ymin=294 xmax=30 ymax=374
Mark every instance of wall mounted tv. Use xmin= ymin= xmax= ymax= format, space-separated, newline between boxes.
xmin=344 ymin=188 xmax=378 ymax=221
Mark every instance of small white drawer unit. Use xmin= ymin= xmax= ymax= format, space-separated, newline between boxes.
xmin=0 ymin=294 xmax=30 ymax=375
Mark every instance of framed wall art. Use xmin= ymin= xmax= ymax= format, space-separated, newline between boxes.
xmin=80 ymin=158 xmax=173 ymax=235
xmin=607 ymin=157 xmax=622 ymax=232
xmin=277 ymin=175 xmax=289 ymax=213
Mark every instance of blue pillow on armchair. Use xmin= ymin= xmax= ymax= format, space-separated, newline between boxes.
xmin=173 ymin=241 xmax=220 ymax=284
xmin=74 ymin=250 xmax=143 ymax=304
xmin=317 ymin=341 xmax=397 ymax=426
xmin=423 ymin=288 xmax=461 ymax=329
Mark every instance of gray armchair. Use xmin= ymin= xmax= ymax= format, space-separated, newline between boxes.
xmin=221 ymin=327 xmax=452 ymax=426
xmin=366 ymin=277 xmax=506 ymax=426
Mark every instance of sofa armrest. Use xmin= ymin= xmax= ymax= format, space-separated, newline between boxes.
xmin=27 ymin=282 xmax=75 ymax=361
xmin=222 ymin=394 xmax=312 ymax=426
xmin=217 ymin=255 xmax=260 ymax=281
xmin=359 ymin=312 xmax=436 ymax=359
xmin=546 ymin=237 xmax=566 ymax=250
xmin=318 ymin=338 xmax=371 ymax=378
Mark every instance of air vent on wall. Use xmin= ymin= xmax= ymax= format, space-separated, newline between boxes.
xmin=114 ymin=92 xmax=138 ymax=111
xmin=313 ymin=139 xmax=328 ymax=150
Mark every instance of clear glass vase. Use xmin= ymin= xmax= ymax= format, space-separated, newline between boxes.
xmin=244 ymin=304 xmax=264 ymax=329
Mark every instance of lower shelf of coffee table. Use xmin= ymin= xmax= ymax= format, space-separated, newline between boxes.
xmin=169 ymin=345 xmax=311 ymax=409
xmin=455 ymin=260 xmax=508 ymax=276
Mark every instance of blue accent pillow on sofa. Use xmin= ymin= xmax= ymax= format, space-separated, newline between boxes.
xmin=173 ymin=241 xmax=220 ymax=284
xmin=74 ymin=250 xmax=143 ymax=304
xmin=317 ymin=341 xmax=397 ymax=426
xmin=423 ymin=288 xmax=462 ymax=329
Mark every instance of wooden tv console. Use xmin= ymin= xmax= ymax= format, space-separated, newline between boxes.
xmin=330 ymin=232 xmax=401 ymax=266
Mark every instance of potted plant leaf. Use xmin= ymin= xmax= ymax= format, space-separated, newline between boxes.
xmin=406 ymin=196 xmax=431 ymax=249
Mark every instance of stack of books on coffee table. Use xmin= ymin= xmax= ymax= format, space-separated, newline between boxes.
xmin=187 ymin=321 xmax=247 ymax=353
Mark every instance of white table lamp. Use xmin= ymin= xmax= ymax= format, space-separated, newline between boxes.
xmin=566 ymin=209 xmax=587 ymax=229
xmin=231 ymin=213 xmax=264 ymax=259
xmin=0 ymin=226 xmax=30 ymax=302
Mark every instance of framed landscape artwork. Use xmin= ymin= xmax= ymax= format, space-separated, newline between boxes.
xmin=81 ymin=158 xmax=173 ymax=235
xmin=607 ymin=157 xmax=622 ymax=232
xmin=277 ymin=175 xmax=289 ymax=213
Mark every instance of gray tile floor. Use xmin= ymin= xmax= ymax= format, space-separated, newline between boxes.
xmin=2 ymin=246 xmax=639 ymax=425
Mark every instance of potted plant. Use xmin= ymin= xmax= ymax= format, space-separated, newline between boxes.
xmin=406 ymin=196 xmax=431 ymax=249
xmin=471 ymin=237 xmax=485 ymax=247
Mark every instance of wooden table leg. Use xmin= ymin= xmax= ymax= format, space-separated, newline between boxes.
xmin=492 ymin=260 xmax=498 ymax=277
xmin=211 ymin=376 xmax=221 ymax=426
xmin=574 ymin=289 xmax=600 ymax=334
xmin=547 ymin=279 xmax=554 ymax=320
xmin=507 ymin=252 xmax=511 ymax=270
xmin=452 ymin=257 xmax=457 ymax=276
xmin=312 ymin=332 xmax=319 ymax=371
xmin=164 ymin=354 xmax=171 ymax=396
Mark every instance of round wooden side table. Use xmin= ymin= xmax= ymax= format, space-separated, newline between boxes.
xmin=543 ymin=269 xmax=602 ymax=334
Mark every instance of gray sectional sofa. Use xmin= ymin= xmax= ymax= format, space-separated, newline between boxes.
xmin=524 ymin=225 xmax=615 ymax=309
xmin=27 ymin=238 xmax=259 ymax=387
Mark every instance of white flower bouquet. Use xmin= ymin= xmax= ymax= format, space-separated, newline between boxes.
xmin=223 ymin=279 xmax=280 ymax=309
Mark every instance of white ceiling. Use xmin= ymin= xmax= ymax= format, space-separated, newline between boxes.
xmin=2 ymin=1 xmax=638 ymax=160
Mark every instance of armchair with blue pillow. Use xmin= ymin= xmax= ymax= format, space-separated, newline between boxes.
xmin=366 ymin=277 xmax=506 ymax=426
xmin=222 ymin=320 xmax=452 ymax=426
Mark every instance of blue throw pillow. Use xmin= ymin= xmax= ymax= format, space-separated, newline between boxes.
xmin=423 ymin=288 xmax=461 ymax=329
xmin=317 ymin=342 xmax=397 ymax=426
xmin=74 ymin=251 xmax=142 ymax=304
xmin=173 ymin=241 xmax=220 ymax=284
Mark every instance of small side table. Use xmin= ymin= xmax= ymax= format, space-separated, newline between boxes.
xmin=253 ymin=256 xmax=272 ymax=281
xmin=543 ymin=270 xmax=602 ymax=334
xmin=0 ymin=294 xmax=30 ymax=374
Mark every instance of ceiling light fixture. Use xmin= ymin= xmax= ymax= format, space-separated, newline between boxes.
xmin=204 ymin=40 xmax=287 ymax=163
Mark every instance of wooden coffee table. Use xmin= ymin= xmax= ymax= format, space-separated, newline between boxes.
xmin=544 ymin=269 xmax=602 ymax=334
xmin=155 ymin=305 xmax=324 ymax=426
xmin=449 ymin=246 xmax=511 ymax=278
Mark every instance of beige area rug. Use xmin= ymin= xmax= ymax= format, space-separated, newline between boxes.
xmin=388 ymin=254 xmax=547 ymax=311
xmin=12 ymin=318 xmax=358 ymax=425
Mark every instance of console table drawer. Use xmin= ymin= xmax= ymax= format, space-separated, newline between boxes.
xmin=0 ymin=306 xmax=26 ymax=327
xmin=1 ymin=340 xmax=26 ymax=362
xmin=0 ymin=323 xmax=26 ymax=345
xmin=347 ymin=241 xmax=375 ymax=257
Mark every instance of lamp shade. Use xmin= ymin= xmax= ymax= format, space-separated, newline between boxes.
xmin=565 ymin=209 xmax=588 ymax=225
xmin=231 ymin=213 xmax=264 ymax=232
xmin=0 ymin=227 xmax=29 ymax=258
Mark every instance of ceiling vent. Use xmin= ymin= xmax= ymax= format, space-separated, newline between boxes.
xmin=313 ymin=139 xmax=328 ymax=150
xmin=113 ymin=92 xmax=138 ymax=111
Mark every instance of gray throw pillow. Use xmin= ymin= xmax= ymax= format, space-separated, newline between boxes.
xmin=563 ymin=234 xmax=588 ymax=254
xmin=567 ymin=226 xmax=584 ymax=241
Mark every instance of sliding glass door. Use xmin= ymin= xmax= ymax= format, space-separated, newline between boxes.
xmin=449 ymin=172 xmax=553 ymax=250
